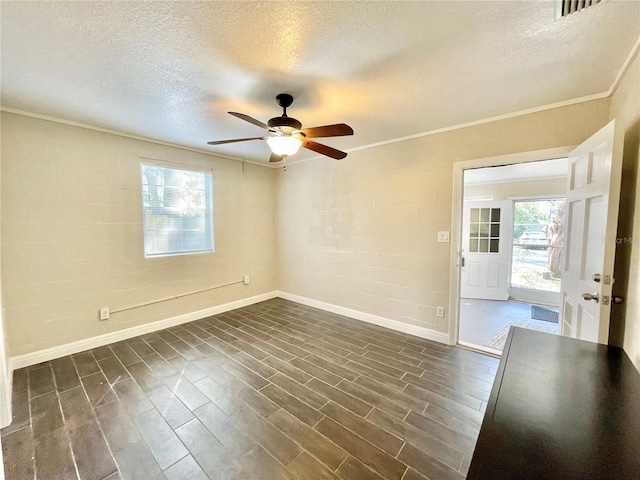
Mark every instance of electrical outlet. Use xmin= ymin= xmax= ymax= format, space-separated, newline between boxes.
xmin=436 ymin=306 xmax=445 ymax=318
xmin=99 ymin=308 xmax=110 ymax=321
xmin=243 ymin=276 xmax=250 ymax=285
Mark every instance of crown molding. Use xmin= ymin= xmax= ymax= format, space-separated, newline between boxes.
xmin=607 ymin=34 xmax=640 ymax=97
xmin=286 ymin=91 xmax=610 ymax=167
xmin=0 ymin=107 xmax=276 ymax=169
xmin=4 ymin=33 xmax=639 ymax=169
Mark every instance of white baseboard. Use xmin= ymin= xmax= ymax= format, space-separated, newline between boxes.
xmin=0 ymin=336 xmax=12 ymax=429
xmin=276 ymin=291 xmax=449 ymax=345
xmin=9 ymin=289 xmax=449 ymax=372
xmin=0 ymin=369 xmax=11 ymax=429
xmin=9 ymin=291 xmax=278 ymax=371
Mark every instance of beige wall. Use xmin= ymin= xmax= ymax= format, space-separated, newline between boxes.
xmin=277 ymin=99 xmax=610 ymax=336
xmin=610 ymin=51 xmax=640 ymax=369
xmin=3 ymin=85 xmax=635 ymax=362
xmin=1 ymin=112 xmax=277 ymax=357
xmin=464 ymin=176 xmax=567 ymax=201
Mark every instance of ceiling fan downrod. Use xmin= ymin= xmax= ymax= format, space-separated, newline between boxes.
xmin=276 ymin=93 xmax=294 ymax=117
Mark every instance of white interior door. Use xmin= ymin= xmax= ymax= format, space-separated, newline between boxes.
xmin=560 ymin=120 xmax=623 ymax=344
xmin=461 ymin=200 xmax=512 ymax=300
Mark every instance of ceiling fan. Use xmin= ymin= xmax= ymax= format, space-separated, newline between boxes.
xmin=207 ymin=94 xmax=354 ymax=163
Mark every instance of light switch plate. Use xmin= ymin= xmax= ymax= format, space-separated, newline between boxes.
xmin=437 ymin=231 xmax=450 ymax=243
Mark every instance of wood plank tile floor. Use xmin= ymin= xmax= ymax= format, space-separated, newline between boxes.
xmin=1 ymin=298 xmax=498 ymax=480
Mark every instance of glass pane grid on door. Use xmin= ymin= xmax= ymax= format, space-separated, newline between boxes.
xmin=469 ymin=207 xmax=500 ymax=253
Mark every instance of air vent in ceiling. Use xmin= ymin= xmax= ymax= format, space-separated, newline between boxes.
xmin=557 ymin=0 xmax=602 ymax=18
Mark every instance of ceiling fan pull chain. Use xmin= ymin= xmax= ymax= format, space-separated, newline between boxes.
xmin=283 ymin=155 xmax=287 ymax=172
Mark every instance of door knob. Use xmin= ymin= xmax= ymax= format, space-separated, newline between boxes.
xmin=582 ymin=293 xmax=599 ymax=303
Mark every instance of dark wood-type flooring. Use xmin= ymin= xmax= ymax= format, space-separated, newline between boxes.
xmin=1 ymin=298 xmax=498 ymax=480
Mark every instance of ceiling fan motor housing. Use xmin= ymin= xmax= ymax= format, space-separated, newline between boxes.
xmin=268 ymin=116 xmax=302 ymax=131
xmin=208 ymin=91 xmax=351 ymax=160
xmin=269 ymin=93 xmax=302 ymax=131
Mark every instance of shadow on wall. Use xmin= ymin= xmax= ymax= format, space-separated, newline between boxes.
xmin=610 ymin=118 xmax=640 ymax=347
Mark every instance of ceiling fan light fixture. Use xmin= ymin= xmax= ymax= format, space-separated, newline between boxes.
xmin=266 ymin=136 xmax=302 ymax=156
xmin=208 ymin=94 xmax=352 ymax=161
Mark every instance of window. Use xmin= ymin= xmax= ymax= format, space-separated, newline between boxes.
xmin=140 ymin=163 xmax=214 ymax=257
xmin=469 ymin=207 xmax=500 ymax=253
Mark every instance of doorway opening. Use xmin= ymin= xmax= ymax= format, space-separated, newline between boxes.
xmin=458 ymin=159 xmax=567 ymax=354
xmin=511 ymin=199 xmax=565 ymax=303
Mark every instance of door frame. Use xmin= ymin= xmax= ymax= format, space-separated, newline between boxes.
xmin=448 ymin=146 xmax=575 ymax=345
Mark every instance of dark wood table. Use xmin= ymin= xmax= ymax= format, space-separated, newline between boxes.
xmin=467 ymin=327 xmax=640 ymax=480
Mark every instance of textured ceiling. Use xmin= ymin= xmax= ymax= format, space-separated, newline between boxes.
xmin=1 ymin=1 xmax=639 ymax=164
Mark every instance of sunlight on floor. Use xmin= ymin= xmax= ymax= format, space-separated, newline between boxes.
xmin=459 ymin=299 xmax=559 ymax=353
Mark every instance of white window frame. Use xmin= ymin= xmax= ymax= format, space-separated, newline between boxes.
xmin=140 ymin=162 xmax=215 ymax=258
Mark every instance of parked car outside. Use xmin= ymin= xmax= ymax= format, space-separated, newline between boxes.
xmin=519 ymin=231 xmax=549 ymax=249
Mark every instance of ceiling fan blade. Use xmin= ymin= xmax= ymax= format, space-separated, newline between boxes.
xmin=269 ymin=153 xmax=284 ymax=163
xmin=207 ymin=137 xmax=265 ymax=145
xmin=302 ymin=140 xmax=348 ymax=160
xmin=228 ymin=112 xmax=270 ymax=130
xmin=299 ymin=123 xmax=353 ymax=138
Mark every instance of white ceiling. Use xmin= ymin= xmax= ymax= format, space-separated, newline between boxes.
xmin=464 ymin=158 xmax=568 ymax=185
xmin=1 ymin=1 xmax=638 ymax=164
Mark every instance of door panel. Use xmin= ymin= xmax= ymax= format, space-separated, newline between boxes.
xmin=565 ymin=199 xmax=584 ymax=274
xmin=584 ymin=196 xmax=604 ymax=279
xmin=487 ymin=263 xmax=499 ymax=288
xmin=468 ymin=262 xmax=480 ymax=287
xmin=561 ymin=296 xmax=573 ymax=337
xmin=461 ymin=200 xmax=512 ymax=300
xmin=559 ymin=120 xmax=623 ymax=344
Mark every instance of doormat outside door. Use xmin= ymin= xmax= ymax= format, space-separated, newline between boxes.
xmin=531 ymin=305 xmax=559 ymax=323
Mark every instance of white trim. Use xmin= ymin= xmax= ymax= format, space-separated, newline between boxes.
xmin=458 ymin=340 xmax=502 ymax=358
xmin=277 ymin=291 xmax=449 ymax=345
xmin=0 ymin=107 xmax=274 ymax=169
xmin=0 ymin=351 xmax=10 ymax=429
xmin=608 ymin=34 xmax=640 ymax=97
xmin=3 ymin=34 xmax=638 ymax=171
xmin=9 ymin=291 xmax=278 ymax=371
xmin=509 ymin=287 xmax=560 ymax=307
xmin=463 ymin=195 xmax=495 ymax=201
xmin=287 ymin=34 xmax=639 ymax=167
xmin=465 ymin=174 xmax=567 ymax=187
xmin=0 ymin=92 xmax=609 ymax=172
xmin=508 ymin=194 xmax=566 ymax=201
xmin=285 ymin=92 xmax=608 ymax=167
xmin=0 ymin=363 xmax=9 ymax=429
xmin=8 ymin=290 xmax=451 ymax=372
xmin=448 ymin=146 xmax=576 ymax=345
xmin=0 ymin=311 xmax=11 ymax=429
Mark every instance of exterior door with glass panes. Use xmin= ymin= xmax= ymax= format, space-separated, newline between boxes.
xmin=461 ymin=200 xmax=513 ymax=300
